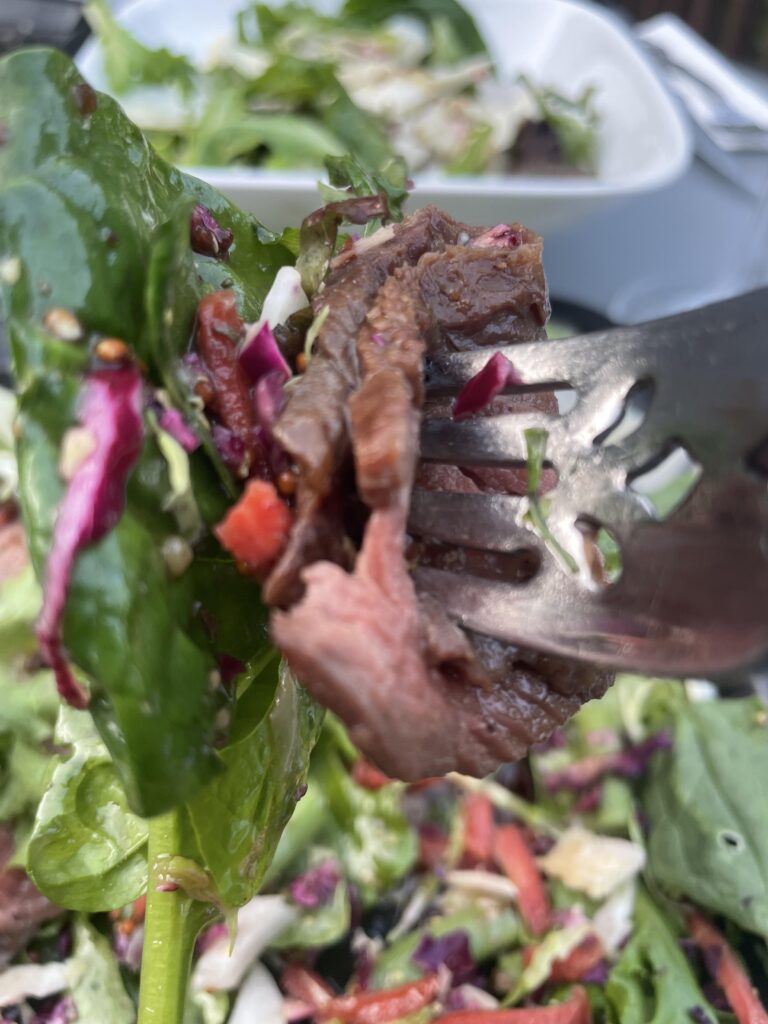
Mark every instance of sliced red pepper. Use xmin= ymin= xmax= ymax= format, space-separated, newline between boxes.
xmin=281 ymin=963 xmax=334 ymax=1009
xmin=352 ymin=758 xmax=392 ymax=791
xmin=215 ymin=479 xmax=293 ymax=575
xmin=195 ymin=290 xmax=257 ymax=475
xmin=461 ymin=792 xmax=495 ymax=867
xmin=527 ymin=933 xmax=604 ymax=984
xmin=493 ymin=824 xmax=551 ymax=936
xmin=318 ymin=974 xmax=440 ymax=1024
xmin=689 ymin=911 xmax=768 ymax=1024
xmin=434 ymin=985 xmax=591 ymax=1024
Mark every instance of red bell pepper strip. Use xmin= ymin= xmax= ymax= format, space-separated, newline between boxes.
xmin=281 ymin=964 xmax=334 ymax=1010
xmin=318 ymin=974 xmax=440 ymax=1024
xmin=689 ymin=912 xmax=768 ymax=1024
xmin=195 ymin=290 xmax=257 ymax=475
xmin=546 ymin=934 xmax=604 ymax=984
xmin=493 ymin=825 xmax=552 ymax=936
xmin=215 ymin=479 xmax=293 ymax=575
xmin=461 ymin=793 xmax=495 ymax=867
xmin=434 ymin=986 xmax=591 ymax=1024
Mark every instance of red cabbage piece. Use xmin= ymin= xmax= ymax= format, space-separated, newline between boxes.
xmin=37 ymin=367 xmax=144 ymax=708
xmin=211 ymin=424 xmax=247 ymax=474
xmin=288 ymin=860 xmax=341 ymax=909
xmin=411 ymin=930 xmax=474 ymax=983
xmin=452 ymin=352 xmax=522 ymax=419
xmin=254 ymin=370 xmax=287 ymax=438
xmin=239 ymin=322 xmax=291 ymax=385
xmin=544 ymin=730 xmax=673 ymax=793
xmin=190 ymin=203 xmax=233 ymax=258
xmin=471 ymin=224 xmax=523 ymax=249
xmin=159 ymin=407 xmax=199 ymax=453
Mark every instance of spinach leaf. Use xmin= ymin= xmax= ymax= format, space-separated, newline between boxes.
xmin=341 ymin=0 xmax=487 ymax=60
xmin=322 ymin=154 xmax=409 ymax=220
xmin=186 ymin=662 xmax=323 ymax=908
xmin=643 ymin=698 xmax=768 ymax=938
xmin=0 ymin=664 xmax=58 ymax=825
xmin=1 ymin=48 xmax=292 ymax=814
xmin=84 ymin=0 xmax=195 ymax=96
xmin=27 ymin=706 xmax=149 ymax=912
xmin=0 ymin=48 xmax=290 ymax=334
xmin=67 ymin=917 xmax=135 ymax=1022
xmin=606 ymin=891 xmax=717 ymax=1024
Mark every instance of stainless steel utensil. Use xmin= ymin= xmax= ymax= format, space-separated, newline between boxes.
xmin=410 ymin=288 xmax=768 ymax=680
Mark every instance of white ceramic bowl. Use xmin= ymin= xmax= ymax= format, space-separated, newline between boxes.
xmin=78 ymin=0 xmax=691 ymax=233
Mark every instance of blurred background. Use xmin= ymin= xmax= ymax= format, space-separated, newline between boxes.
xmin=3 ymin=0 xmax=768 ymax=334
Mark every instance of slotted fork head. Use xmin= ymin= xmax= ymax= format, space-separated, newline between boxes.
xmin=409 ymin=287 xmax=768 ymax=679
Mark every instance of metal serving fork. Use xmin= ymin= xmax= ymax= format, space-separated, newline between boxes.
xmin=409 ymin=288 xmax=768 ymax=680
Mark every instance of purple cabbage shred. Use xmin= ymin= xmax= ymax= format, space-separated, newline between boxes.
xmin=411 ymin=930 xmax=475 ymax=984
xmin=211 ymin=424 xmax=247 ymax=473
xmin=37 ymin=367 xmax=144 ymax=708
xmin=190 ymin=204 xmax=233 ymax=258
xmin=544 ymin=730 xmax=673 ymax=793
xmin=453 ymin=352 xmax=522 ymax=420
xmin=289 ymin=860 xmax=341 ymax=909
xmin=159 ymin=407 xmax=199 ymax=452
xmin=239 ymin=322 xmax=291 ymax=385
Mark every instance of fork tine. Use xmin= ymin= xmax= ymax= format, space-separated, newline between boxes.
xmin=408 ymin=490 xmax=535 ymax=551
xmin=413 ymin=565 xmax=559 ymax=649
xmin=420 ymin=412 xmax=559 ymax=465
xmin=425 ymin=332 xmax=627 ymax=396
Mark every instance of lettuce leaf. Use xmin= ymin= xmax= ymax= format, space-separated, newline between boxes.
xmin=643 ymin=698 xmax=768 ymax=938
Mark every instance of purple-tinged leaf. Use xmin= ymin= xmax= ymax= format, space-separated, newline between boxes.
xmin=37 ymin=367 xmax=144 ymax=708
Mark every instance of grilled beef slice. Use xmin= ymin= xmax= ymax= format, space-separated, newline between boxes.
xmin=270 ymin=207 xmax=611 ymax=780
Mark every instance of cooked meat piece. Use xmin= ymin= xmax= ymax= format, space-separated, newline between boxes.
xmin=420 ymin=238 xmax=549 ymax=352
xmin=269 ymin=208 xmax=612 ymax=778
xmin=0 ymin=826 xmax=60 ymax=966
xmin=273 ymin=509 xmax=607 ymax=780
xmin=270 ymin=207 xmax=467 ymax=602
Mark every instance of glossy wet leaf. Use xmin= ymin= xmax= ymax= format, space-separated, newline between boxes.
xmin=643 ymin=698 xmax=768 ymax=938
xmin=605 ymin=891 xmax=717 ymax=1024
xmin=1 ymin=48 xmax=291 ymax=814
xmin=27 ymin=706 xmax=149 ymax=912
xmin=186 ymin=662 xmax=323 ymax=908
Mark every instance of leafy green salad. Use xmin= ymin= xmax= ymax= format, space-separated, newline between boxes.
xmin=0 ymin=43 xmax=766 ymax=1024
xmin=83 ymin=0 xmax=600 ymax=176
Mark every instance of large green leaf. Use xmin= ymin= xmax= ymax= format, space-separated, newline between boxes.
xmin=187 ymin=662 xmax=324 ymax=908
xmin=0 ymin=47 xmax=292 ymax=814
xmin=27 ymin=705 xmax=149 ymax=912
xmin=605 ymin=892 xmax=717 ymax=1024
xmin=643 ymin=698 xmax=768 ymax=938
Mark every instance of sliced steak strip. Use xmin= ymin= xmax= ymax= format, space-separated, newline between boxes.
xmin=270 ymin=209 xmax=612 ymax=778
